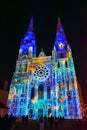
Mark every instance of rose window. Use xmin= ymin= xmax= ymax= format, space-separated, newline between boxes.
xmin=33 ymin=65 xmax=50 ymax=81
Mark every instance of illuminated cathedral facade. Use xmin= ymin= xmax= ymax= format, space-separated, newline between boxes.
xmin=8 ymin=17 xmax=82 ymax=119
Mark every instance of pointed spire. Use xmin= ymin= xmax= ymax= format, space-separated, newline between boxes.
xmin=28 ymin=16 xmax=34 ymax=31
xmin=56 ymin=17 xmax=65 ymax=34
xmin=55 ymin=16 xmax=67 ymax=44
xmin=56 ymin=17 xmax=61 ymax=32
xmin=53 ymin=17 xmax=70 ymax=53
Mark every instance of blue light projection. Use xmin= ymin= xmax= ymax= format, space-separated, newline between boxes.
xmin=19 ymin=17 xmax=36 ymax=57
xmin=7 ymin=17 xmax=82 ymax=119
xmin=54 ymin=17 xmax=67 ymax=52
xmin=20 ymin=32 xmax=36 ymax=55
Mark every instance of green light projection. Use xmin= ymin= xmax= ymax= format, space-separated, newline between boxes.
xmin=7 ymin=17 xmax=82 ymax=119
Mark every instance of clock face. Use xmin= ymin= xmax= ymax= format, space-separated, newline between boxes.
xmin=33 ymin=65 xmax=50 ymax=81
xmin=58 ymin=43 xmax=65 ymax=49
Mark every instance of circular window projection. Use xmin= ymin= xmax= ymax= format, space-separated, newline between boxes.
xmin=33 ymin=65 xmax=50 ymax=81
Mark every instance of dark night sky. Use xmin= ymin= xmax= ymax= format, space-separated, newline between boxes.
xmin=0 ymin=0 xmax=87 ymax=102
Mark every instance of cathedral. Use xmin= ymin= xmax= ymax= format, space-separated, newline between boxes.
xmin=8 ymin=17 xmax=82 ymax=119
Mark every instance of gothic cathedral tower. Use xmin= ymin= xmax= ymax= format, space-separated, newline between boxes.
xmin=8 ymin=17 xmax=82 ymax=119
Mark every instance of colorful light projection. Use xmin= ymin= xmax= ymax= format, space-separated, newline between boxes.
xmin=7 ymin=17 xmax=82 ymax=119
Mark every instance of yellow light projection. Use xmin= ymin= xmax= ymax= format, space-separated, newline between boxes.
xmin=59 ymin=43 xmax=65 ymax=48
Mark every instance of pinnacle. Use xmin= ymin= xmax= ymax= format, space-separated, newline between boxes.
xmin=38 ymin=48 xmax=46 ymax=57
